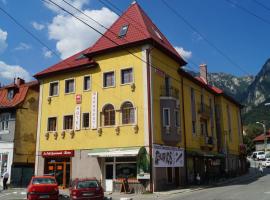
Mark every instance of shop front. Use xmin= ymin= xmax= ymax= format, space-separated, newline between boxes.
xmin=42 ymin=150 xmax=74 ymax=188
xmin=153 ymin=144 xmax=185 ymax=191
xmin=0 ymin=142 xmax=14 ymax=185
xmin=88 ymin=147 xmax=150 ymax=193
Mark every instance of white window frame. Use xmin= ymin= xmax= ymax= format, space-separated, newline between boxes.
xmin=120 ymin=67 xmax=134 ymax=85
xmin=82 ymin=112 xmax=90 ymax=129
xmin=0 ymin=113 xmax=10 ymax=134
xmin=103 ymin=71 xmax=115 ymax=89
xmin=63 ymin=114 xmax=74 ymax=130
xmin=49 ymin=81 xmax=59 ymax=97
xmin=47 ymin=116 xmax=57 ymax=132
xmin=174 ymin=109 xmax=180 ymax=128
xmin=64 ymin=78 xmax=75 ymax=94
xmin=83 ymin=75 xmax=91 ymax=91
xmin=163 ymin=108 xmax=170 ymax=127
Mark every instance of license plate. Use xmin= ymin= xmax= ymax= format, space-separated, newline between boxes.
xmin=39 ymin=195 xmax=50 ymax=199
xmin=82 ymin=193 xmax=94 ymax=196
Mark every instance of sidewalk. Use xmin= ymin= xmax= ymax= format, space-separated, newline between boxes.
xmin=59 ymin=169 xmax=261 ymax=200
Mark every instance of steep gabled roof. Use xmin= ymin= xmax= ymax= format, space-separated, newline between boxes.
xmin=86 ymin=2 xmax=186 ymax=66
xmin=35 ymin=2 xmax=186 ymax=79
xmin=0 ymin=80 xmax=38 ymax=109
xmin=34 ymin=49 xmax=97 ymax=78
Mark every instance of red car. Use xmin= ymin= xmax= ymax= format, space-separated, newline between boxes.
xmin=27 ymin=176 xmax=59 ymax=200
xmin=69 ymin=178 xmax=104 ymax=200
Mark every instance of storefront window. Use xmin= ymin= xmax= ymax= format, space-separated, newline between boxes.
xmin=0 ymin=153 xmax=8 ymax=176
xmin=116 ymin=163 xmax=137 ymax=179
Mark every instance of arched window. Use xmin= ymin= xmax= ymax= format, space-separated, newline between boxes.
xmin=102 ymin=104 xmax=115 ymax=126
xmin=121 ymin=102 xmax=135 ymax=124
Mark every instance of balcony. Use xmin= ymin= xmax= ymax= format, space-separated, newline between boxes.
xmin=200 ymin=136 xmax=214 ymax=150
xmin=160 ymin=86 xmax=179 ymax=99
xmin=198 ymin=103 xmax=211 ymax=118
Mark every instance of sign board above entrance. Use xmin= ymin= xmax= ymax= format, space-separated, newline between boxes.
xmin=42 ymin=150 xmax=74 ymax=157
xmin=153 ymin=145 xmax=184 ymax=167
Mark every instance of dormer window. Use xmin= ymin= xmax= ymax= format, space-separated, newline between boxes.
xmin=119 ymin=25 xmax=129 ymax=37
xmin=7 ymin=89 xmax=14 ymax=100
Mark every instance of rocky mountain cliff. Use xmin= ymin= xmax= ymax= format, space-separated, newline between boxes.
xmin=187 ymin=58 xmax=270 ymax=125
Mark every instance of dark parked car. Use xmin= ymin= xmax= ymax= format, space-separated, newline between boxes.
xmin=69 ymin=178 xmax=104 ymax=200
xmin=27 ymin=176 xmax=59 ymax=200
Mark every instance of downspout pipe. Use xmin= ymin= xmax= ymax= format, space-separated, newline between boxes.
xmin=146 ymin=48 xmax=154 ymax=192
xmin=181 ymin=76 xmax=188 ymax=185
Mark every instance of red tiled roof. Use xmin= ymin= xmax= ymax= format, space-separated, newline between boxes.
xmin=34 ymin=49 xmax=97 ymax=78
xmin=0 ymin=81 xmax=38 ymax=108
xmin=253 ymin=132 xmax=270 ymax=142
xmin=195 ymin=77 xmax=224 ymax=94
xmin=35 ymin=2 xmax=186 ymax=78
xmin=86 ymin=2 xmax=186 ymax=65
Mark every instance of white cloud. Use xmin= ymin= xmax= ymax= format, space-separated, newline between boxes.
xmin=14 ymin=42 xmax=31 ymax=51
xmin=0 ymin=61 xmax=32 ymax=82
xmin=32 ymin=22 xmax=45 ymax=31
xmin=44 ymin=0 xmax=89 ymax=14
xmin=175 ymin=46 xmax=192 ymax=61
xmin=42 ymin=47 xmax=53 ymax=58
xmin=0 ymin=28 xmax=8 ymax=53
xmin=47 ymin=7 xmax=118 ymax=59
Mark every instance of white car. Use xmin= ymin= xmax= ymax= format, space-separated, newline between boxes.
xmin=262 ymin=158 xmax=270 ymax=167
xmin=252 ymin=151 xmax=266 ymax=160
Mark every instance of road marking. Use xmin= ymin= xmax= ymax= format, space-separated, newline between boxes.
xmin=13 ymin=191 xmax=18 ymax=194
xmin=21 ymin=192 xmax=26 ymax=195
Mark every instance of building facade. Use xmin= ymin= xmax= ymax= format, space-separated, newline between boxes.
xmin=0 ymin=78 xmax=39 ymax=187
xmin=34 ymin=2 xmax=245 ymax=192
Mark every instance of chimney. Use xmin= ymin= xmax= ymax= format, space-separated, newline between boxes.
xmin=16 ymin=77 xmax=25 ymax=86
xmin=199 ymin=64 xmax=208 ymax=84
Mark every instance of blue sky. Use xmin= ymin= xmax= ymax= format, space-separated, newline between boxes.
xmin=0 ymin=0 xmax=270 ymax=84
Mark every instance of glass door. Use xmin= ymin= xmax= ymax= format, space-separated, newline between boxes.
xmin=105 ymin=164 xmax=113 ymax=192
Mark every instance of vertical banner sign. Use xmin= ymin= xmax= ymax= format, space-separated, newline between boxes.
xmin=91 ymin=92 xmax=98 ymax=129
xmin=153 ymin=144 xmax=184 ymax=167
xmin=74 ymin=105 xmax=81 ymax=131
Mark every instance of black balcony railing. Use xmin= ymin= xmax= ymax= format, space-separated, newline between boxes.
xmin=160 ymin=86 xmax=179 ymax=98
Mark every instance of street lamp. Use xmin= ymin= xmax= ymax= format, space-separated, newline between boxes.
xmin=256 ymin=121 xmax=267 ymax=153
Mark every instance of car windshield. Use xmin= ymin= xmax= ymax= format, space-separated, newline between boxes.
xmin=258 ymin=152 xmax=265 ymax=155
xmin=77 ymin=180 xmax=98 ymax=189
xmin=32 ymin=178 xmax=56 ymax=185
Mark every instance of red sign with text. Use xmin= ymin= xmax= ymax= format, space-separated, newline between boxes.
xmin=76 ymin=94 xmax=82 ymax=104
xmin=42 ymin=150 xmax=74 ymax=157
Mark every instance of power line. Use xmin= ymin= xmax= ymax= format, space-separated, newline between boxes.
xmin=45 ymin=0 xmax=225 ymax=97
xmin=225 ymin=0 xmax=270 ymax=26
xmin=161 ymin=0 xmax=251 ymax=76
xmin=0 ymin=5 xmax=58 ymax=59
xmin=253 ymin=0 xmax=270 ymax=13
xmin=0 ymin=2 xmax=146 ymax=110
xmin=97 ymin=0 xmax=200 ymax=71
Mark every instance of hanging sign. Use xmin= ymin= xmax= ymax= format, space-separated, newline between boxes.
xmin=75 ymin=105 xmax=81 ymax=131
xmin=153 ymin=144 xmax=184 ymax=167
xmin=91 ymin=92 xmax=98 ymax=129
xmin=42 ymin=150 xmax=74 ymax=157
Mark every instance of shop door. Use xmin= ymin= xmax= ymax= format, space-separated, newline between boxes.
xmin=47 ymin=162 xmax=67 ymax=188
xmin=105 ymin=164 xmax=113 ymax=192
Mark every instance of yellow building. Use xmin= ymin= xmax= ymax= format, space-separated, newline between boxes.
xmin=0 ymin=78 xmax=39 ymax=187
xmin=34 ymin=2 xmax=244 ymax=192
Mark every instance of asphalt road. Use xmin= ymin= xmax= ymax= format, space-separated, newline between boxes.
xmin=0 ymin=160 xmax=269 ymax=200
